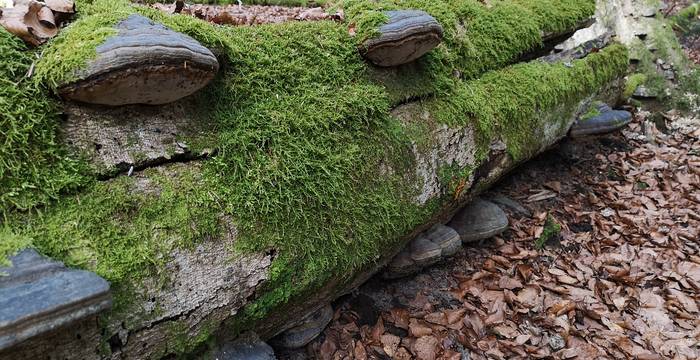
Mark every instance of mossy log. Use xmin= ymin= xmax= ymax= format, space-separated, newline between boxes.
xmin=0 ymin=0 xmax=631 ymax=358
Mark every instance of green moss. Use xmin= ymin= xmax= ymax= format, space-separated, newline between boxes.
xmin=580 ymin=102 xmax=603 ymax=122
xmin=159 ymin=318 xmax=219 ymax=359
xmin=431 ymin=44 xmax=629 ymax=159
xmin=33 ymin=1 xmax=130 ymax=89
xmin=438 ymin=163 xmax=475 ymax=199
xmin=670 ymin=3 xmax=700 ymax=34
xmin=627 ymin=10 xmax=698 ymax=111
xmin=3 ymin=0 xmax=627 ymax=356
xmin=0 ymin=28 xmax=90 ymax=216
xmin=0 ymin=229 xmax=32 ymax=268
xmin=535 ymin=214 xmax=560 ymax=249
xmin=624 ymin=73 xmax=647 ymax=99
xmin=345 ymin=0 xmax=595 ymax=101
xmin=11 ymin=165 xmax=220 ymax=284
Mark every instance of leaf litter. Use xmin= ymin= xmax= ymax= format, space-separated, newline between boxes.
xmin=284 ymin=100 xmax=699 ymax=359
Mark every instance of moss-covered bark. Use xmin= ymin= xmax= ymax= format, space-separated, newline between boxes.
xmin=0 ymin=0 xmax=630 ymax=357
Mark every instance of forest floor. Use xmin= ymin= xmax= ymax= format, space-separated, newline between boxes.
xmin=284 ymin=13 xmax=700 ymax=360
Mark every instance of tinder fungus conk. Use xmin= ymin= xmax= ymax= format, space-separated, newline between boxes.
xmin=360 ymin=10 xmax=443 ymax=67
xmin=59 ymin=14 xmax=219 ymax=106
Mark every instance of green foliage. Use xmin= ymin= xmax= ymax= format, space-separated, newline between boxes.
xmin=535 ymin=214 xmax=560 ymax=249
xmin=11 ymin=166 xmax=220 ymax=284
xmin=670 ymin=3 xmax=700 ymax=35
xmin=675 ymin=68 xmax=700 ymax=112
xmin=344 ymin=0 xmax=596 ymax=94
xmin=0 ymin=29 xmax=89 ymax=215
xmin=432 ymin=44 xmax=629 ymax=159
xmin=627 ymin=11 xmax=698 ymax=111
xmin=624 ymin=73 xmax=647 ymax=99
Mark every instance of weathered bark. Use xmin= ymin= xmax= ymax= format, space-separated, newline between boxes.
xmin=61 ymin=99 xmax=215 ymax=176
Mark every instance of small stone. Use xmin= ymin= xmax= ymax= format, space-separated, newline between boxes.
xmin=384 ymin=249 xmax=419 ymax=279
xmin=0 ymin=249 xmax=112 ymax=351
xmin=272 ymin=304 xmax=333 ymax=349
xmin=59 ymin=14 xmax=219 ymax=106
xmin=409 ymin=236 xmax=441 ymax=267
xmin=212 ymin=332 xmax=276 ymax=360
xmin=549 ymin=334 xmax=565 ymax=351
xmin=448 ymin=198 xmax=509 ymax=243
xmin=424 ymin=224 xmax=461 ymax=257
xmin=360 ymin=10 xmax=443 ymax=67
xmin=633 ymin=85 xmax=658 ymax=99
xmin=639 ymin=4 xmax=658 ymax=17
xmin=664 ymin=69 xmax=675 ymax=81
xmin=570 ymin=105 xmax=633 ymax=138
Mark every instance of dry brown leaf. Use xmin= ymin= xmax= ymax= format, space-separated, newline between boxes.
xmin=424 ymin=312 xmax=448 ymax=326
xmin=319 ymin=337 xmax=337 ymax=360
xmin=516 ymin=286 xmax=540 ymax=308
xmin=370 ymin=317 xmax=385 ymax=344
xmin=0 ymin=0 xmax=57 ymax=45
xmin=390 ymin=308 xmax=410 ymax=330
xmin=354 ymin=341 xmax=368 ymax=360
xmin=44 ymin=0 xmax=74 ymax=13
xmin=409 ymin=319 xmax=433 ymax=337
xmin=498 ymin=276 xmax=523 ymax=290
xmin=411 ymin=336 xmax=439 ymax=360
xmin=380 ymin=334 xmax=400 ymax=357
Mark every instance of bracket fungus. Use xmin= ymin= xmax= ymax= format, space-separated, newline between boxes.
xmin=0 ymin=249 xmax=111 ymax=351
xmin=570 ymin=103 xmax=633 ymax=138
xmin=448 ymin=198 xmax=509 ymax=243
xmin=360 ymin=10 xmax=443 ymax=67
xmin=58 ymin=14 xmax=219 ymax=106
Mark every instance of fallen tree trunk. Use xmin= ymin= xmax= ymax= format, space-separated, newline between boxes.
xmin=5 ymin=53 xmax=626 ymax=360
xmin=0 ymin=0 xmax=632 ymax=358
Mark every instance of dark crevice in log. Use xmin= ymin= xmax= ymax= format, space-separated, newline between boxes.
xmin=538 ymin=33 xmax=612 ymax=63
xmin=390 ymin=93 xmax=435 ymax=110
xmin=95 ymin=148 xmax=216 ymax=181
xmin=519 ymin=17 xmax=596 ymax=63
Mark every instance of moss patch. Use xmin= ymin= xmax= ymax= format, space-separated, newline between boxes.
xmin=580 ymin=102 xmax=604 ymax=122
xmin=431 ymin=44 xmax=629 ymax=159
xmin=0 ymin=28 xmax=90 ymax=219
xmin=624 ymin=73 xmax=647 ymax=99
xmin=535 ymin=214 xmax=561 ymax=249
xmin=670 ymin=3 xmax=700 ymax=35
xmin=345 ymin=0 xmax=595 ymax=101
